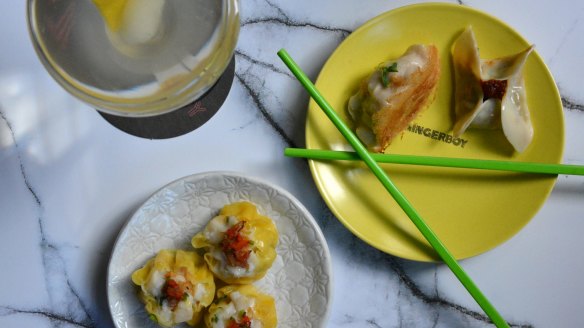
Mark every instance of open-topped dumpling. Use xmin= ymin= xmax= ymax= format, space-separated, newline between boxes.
xmin=347 ymin=44 xmax=441 ymax=152
xmin=204 ymin=285 xmax=277 ymax=328
xmin=131 ymin=249 xmax=215 ymax=327
xmin=192 ymin=202 xmax=279 ymax=284
xmin=452 ymin=26 xmax=534 ymax=152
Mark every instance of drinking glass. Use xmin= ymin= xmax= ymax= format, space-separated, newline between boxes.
xmin=27 ymin=0 xmax=239 ymax=117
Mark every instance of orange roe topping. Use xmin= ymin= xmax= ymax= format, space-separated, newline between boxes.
xmin=227 ymin=313 xmax=252 ymax=328
xmin=162 ymin=271 xmax=192 ymax=310
xmin=221 ymin=221 xmax=251 ymax=268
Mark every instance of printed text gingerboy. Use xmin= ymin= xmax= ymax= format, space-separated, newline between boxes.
xmin=407 ymin=124 xmax=469 ymax=148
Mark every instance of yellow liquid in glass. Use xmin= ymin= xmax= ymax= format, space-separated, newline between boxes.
xmin=91 ymin=0 xmax=128 ymax=31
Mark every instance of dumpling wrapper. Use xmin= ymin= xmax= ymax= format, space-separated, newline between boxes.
xmin=131 ymin=249 xmax=215 ymax=327
xmin=452 ymin=26 xmax=534 ymax=152
xmin=204 ymin=285 xmax=277 ymax=328
xmin=347 ymin=44 xmax=441 ymax=152
xmin=192 ymin=201 xmax=279 ymax=284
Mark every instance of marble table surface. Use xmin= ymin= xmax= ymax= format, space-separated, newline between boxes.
xmin=1 ymin=0 xmax=583 ymax=327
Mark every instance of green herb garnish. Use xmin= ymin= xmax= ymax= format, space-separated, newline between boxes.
xmin=211 ymin=314 xmax=219 ymax=323
xmin=239 ymin=310 xmax=246 ymax=318
xmin=379 ymin=62 xmax=398 ymax=87
xmin=149 ymin=314 xmax=158 ymax=323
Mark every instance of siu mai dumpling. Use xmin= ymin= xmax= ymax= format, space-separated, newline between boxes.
xmin=131 ymin=249 xmax=215 ymax=327
xmin=192 ymin=202 xmax=279 ymax=284
xmin=204 ymin=285 xmax=277 ymax=328
xmin=452 ymin=26 xmax=534 ymax=152
xmin=347 ymin=44 xmax=441 ymax=152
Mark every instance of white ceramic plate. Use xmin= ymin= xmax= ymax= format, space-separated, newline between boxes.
xmin=107 ymin=172 xmax=332 ymax=328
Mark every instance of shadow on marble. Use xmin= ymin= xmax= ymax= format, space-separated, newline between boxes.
xmin=89 ymin=202 xmax=143 ymax=327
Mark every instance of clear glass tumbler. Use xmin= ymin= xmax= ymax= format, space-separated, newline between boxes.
xmin=27 ymin=0 xmax=239 ymax=117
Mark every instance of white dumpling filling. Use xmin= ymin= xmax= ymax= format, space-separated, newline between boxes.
xmin=145 ymin=269 xmax=167 ymax=298
xmin=209 ymin=245 xmax=259 ymax=278
xmin=204 ymin=215 xmax=239 ymax=244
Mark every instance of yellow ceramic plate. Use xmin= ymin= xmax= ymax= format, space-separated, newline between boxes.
xmin=306 ymin=3 xmax=564 ymax=262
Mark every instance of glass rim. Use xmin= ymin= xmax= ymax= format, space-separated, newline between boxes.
xmin=27 ymin=0 xmax=240 ymax=118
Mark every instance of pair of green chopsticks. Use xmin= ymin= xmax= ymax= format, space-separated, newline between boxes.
xmin=277 ymin=49 xmax=583 ymax=328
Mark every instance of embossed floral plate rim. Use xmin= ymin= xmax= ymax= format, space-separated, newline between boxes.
xmin=106 ymin=171 xmax=333 ymax=328
xmin=305 ymin=3 xmax=564 ymax=262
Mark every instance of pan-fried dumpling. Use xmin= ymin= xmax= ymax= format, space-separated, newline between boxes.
xmin=204 ymin=285 xmax=277 ymax=328
xmin=131 ymin=249 xmax=215 ymax=327
xmin=347 ymin=44 xmax=441 ymax=152
xmin=192 ymin=202 xmax=279 ymax=284
xmin=452 ymin=26 xmax=534 ymax=152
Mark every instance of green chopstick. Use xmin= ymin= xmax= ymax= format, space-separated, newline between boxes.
xmin=285 ymin=148 xmax=584 ymax=175
xmin=278 ymin=49 xmax=510 ymax=328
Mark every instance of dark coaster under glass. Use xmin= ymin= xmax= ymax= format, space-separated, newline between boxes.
xmin=98 ymin=57 xmax=235 ymax=139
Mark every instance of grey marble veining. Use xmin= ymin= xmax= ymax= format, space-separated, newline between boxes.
xmin=562 ymin=97 xmax=584 ymax=112
xmin=0 ymin=107 xmax=94 ymax=326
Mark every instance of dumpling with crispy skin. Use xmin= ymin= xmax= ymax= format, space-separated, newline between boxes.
xmin=347 ymin=44 xmax=441 ymax=152
xmin=192 ymin=201 xmax=279 ymax=284
xmin=131 ymin=249 xmax=215 ymax=327
xmin=204 ymin=285 xmax=277 ymax=328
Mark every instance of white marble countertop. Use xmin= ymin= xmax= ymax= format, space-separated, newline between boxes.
xmin=1 ymin=0 xmax=583 ymax=327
